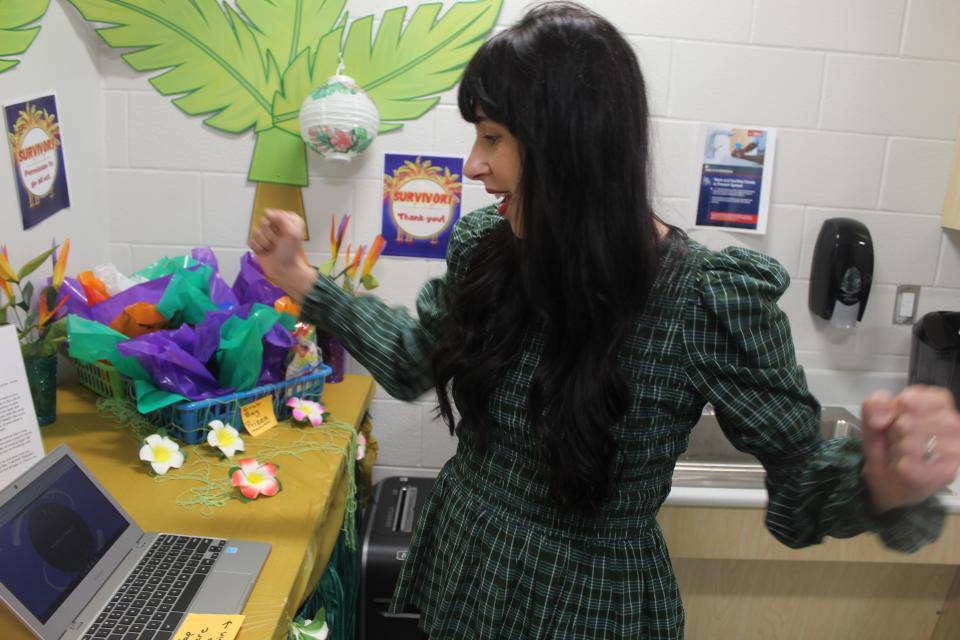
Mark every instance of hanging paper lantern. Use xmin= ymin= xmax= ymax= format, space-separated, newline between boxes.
xmin=299 ymin=75 xmax=379 ymax=162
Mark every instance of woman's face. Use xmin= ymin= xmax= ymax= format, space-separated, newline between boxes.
xmin=464 ymin=113 xmax=523 ymax=236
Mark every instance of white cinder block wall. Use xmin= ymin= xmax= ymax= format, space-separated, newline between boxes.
xmin=0 ymin=1 xmax=108 ymax=285
xmin=57 ymin=0 xmax=960 ymax=480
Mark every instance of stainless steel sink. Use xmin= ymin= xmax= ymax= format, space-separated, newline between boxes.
xmin=672 ymin=406 xmax=860 ymax=489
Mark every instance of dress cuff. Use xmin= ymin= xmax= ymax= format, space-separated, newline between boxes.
xmin=300 ymin=274 xmax=350 ymax=334
xmin=840 ymin=455 xmax=946 ymax=553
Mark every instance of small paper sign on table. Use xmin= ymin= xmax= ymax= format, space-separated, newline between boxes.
xmin=0 ymin=325 xmax=44 ymax=491
xmin=240 ymin=395 xmax=278 ymax=437
xmin=172 ymin=613 xmax=244 ymax=640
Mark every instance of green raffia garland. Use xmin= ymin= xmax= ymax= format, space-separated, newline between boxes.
xmin=96 ymin=398 xmax=359 ymax=549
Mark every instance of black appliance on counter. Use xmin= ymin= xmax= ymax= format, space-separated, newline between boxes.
xmin=909 ymin=311 xmax=960 ymax=400
xmin=359 ymin=476 xmax=435 ymax=640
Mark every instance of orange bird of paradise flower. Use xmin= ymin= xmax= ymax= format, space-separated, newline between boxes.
xmin=38 ymin=293 xmax=68 ymax=327
xmin=361 ymin=235 xmax=385 ymax=281
xmin=0 ymin=245 xmax=18 ymax=285
xmin=52 ymin=238 xmax=69 ymax=290
xmin=0 ymin=246 xmax=13 ymax=300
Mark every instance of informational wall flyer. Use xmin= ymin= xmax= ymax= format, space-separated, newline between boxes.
xmin=4 ymin=94 xmax=71 ymax=230
xmin=0 ymin=325 xmax=44 ymax=491
xmin=382 ymin=154 xmax=463 ymax=259
xmin=693 ymin=125 xmax=776 ymax=235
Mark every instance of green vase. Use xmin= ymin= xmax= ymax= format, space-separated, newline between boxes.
xmin=24 ymin=354 xmax=57 ymax=426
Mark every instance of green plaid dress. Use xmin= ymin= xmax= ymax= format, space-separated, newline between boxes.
xmin=301 ymin=206 xmax=944 ymax=639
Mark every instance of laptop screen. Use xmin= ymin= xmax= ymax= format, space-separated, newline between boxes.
xmin=0 ymin=455 xmax=129 ymax=623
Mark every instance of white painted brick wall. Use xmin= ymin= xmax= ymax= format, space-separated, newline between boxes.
xmin=820 ymin=56 xmax=960 ymax=138
xmin=752 ymin=0 xmax=906 ymax=55
xmin=35 ymin=0 xmax=960 ymax=478
xmin=669 ymin=43 xmax=824 ymax=126
xmin=0 ymin=2 xmax=109 ymax=277
xmin=880 ymin=138 xmax=955 ymax=214
xmin=772 ymin=130 xmax=886 ymax=209
xmin=902 ymin=0 xmax=960 ymax=62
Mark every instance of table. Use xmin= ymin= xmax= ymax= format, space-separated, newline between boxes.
xmin=0 ymin=374 xmax=377 ymax=640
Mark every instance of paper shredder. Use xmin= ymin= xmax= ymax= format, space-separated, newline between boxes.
xmin=359 ymin=476 xmax=435 ymax=640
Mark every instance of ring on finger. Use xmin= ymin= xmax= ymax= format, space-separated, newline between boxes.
xmin=923 ymin=434 xmax=940 ymax=463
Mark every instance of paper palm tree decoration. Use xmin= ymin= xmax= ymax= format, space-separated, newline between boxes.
xmin=0 ymin=0 xmax=50 ymax=74
xmin=66 ymin=0 xmax=501 ymax=236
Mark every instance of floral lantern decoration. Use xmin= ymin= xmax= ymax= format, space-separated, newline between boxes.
xmin=299 ymin=74 xmax=379 ymax=162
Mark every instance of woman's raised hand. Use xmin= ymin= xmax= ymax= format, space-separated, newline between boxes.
xmin=248 ymin=208 xmax=316 ymax=303
xmin=861 ymin=386 xmax=960 ymax=513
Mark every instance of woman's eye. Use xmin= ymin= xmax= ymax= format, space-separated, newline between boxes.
xmin=482 ymin=135 xmax=498 ymax=145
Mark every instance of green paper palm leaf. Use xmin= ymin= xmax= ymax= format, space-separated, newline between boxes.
xmin=66 ymin=0 xmax=501 ymax=185
xmin=236 ymin=0 xmax=345 ymax=69
xmin=272 ymin=0 xmax=502 ymax=137
xmin=0 ymin=0 xmax=50 ymax=74
xmin=67 ymin=0 xmax=280 ymax=133
xmin=272 ymin=27 xmax=343 ymax=137
xmin=344 ymin=0 xmax=501 ymax=133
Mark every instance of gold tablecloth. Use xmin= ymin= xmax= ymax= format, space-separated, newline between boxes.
xmin=0 ymin=374 xmax=377 ymax=640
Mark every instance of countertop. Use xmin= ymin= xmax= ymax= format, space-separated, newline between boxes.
xmin=665 ymin=404 xmax=960 ymax=513
xmin=664 ymin=484 xmax=960 ymax=513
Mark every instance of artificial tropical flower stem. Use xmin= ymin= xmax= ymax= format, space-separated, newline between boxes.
xmin=10 ymin=282 xmax=28 ymax=333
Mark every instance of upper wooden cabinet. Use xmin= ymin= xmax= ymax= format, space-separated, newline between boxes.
xmin=944 ymin=128 xmax=960 ymax=230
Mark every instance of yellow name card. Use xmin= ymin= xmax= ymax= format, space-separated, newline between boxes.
xmin=240 ymin=395 xmax=278 ymax=437
xmin=172 ymin=613 xmax=244 ymax=640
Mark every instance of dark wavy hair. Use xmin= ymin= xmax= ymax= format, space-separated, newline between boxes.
xmin=433 ymin=2 xmax=665 ymax=512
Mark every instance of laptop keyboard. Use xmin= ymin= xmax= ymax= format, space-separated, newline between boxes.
xmin=80 ymin=534 xmax=226 ymax=640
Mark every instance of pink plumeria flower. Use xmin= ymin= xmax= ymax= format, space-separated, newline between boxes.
xmin=287 ymin=397 xmax=325 ymax=427
xmin=356 ymin=432 xmax=367 ymax=461
xmin=206 ymin=420 xmax=245 ymax=457
xmin=139 ymin=434 xmax=184 ymax=475
xmin=230 ymin=458 xmax=280 ymax=500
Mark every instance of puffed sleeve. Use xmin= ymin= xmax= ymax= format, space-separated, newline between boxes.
xmin=682 ymin=246 xmax=944 ymax=552
xmin=300 ymin=206 xmax=503 ymax=401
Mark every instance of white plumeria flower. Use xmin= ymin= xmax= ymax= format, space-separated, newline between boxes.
xmin=138 ymin=434 xmax=184 ymax=475
xmin=356 ymin=432 xmax=367 ymax=461
xmin=206 ymin=420 xmax=245 ymax=457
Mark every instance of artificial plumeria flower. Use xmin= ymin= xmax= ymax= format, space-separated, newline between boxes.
xmin=287 ymin=397 xmax=326 ymax=427
xmin=139 ymin=434 xmax=184 ymax=475
xmin=229 ymin=458 xmax=281 ymax=500
xmin=356 ymin=432 xmax=367 ymax=461
xmin=206 ymin=420 xmax=245 ymax=458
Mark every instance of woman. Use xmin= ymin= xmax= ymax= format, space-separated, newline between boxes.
xmin=251 ymin=3 xmax=960 ymax=638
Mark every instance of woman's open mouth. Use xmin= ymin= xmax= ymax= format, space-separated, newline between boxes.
xmin=496 ymin=193 xmax=512 ymax=216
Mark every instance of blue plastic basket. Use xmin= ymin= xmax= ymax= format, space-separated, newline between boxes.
xmin=74 ymin=359 xmax=126 ymax=399
xmin=130 ymin=364 xmax=333 ymax=444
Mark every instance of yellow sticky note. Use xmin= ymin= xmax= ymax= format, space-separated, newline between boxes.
xmin=172 ymin=613 xmax=244 ymax=640
xmin=240 ymin=395 xmax=278 ymax=437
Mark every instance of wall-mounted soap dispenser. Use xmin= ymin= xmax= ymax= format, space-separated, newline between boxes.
xmin=808 ymin=217 xmax=874 ymax=328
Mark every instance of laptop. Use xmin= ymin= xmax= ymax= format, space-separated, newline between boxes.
xmin=0 ymin=444 xmax=270 ymax=640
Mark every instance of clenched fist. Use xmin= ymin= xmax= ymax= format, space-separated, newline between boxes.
xmin=248 ymin=209 xmax=317 ymax=303
xmin=861 ymin=385 xmax=960 ymax=514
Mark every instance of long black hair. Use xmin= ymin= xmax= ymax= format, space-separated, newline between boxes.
xmin=433 ymin=2 xmax=665 ymax=513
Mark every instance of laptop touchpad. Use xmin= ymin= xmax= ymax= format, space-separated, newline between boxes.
xmin=189 ymin=572 xmax=254 ymax=614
